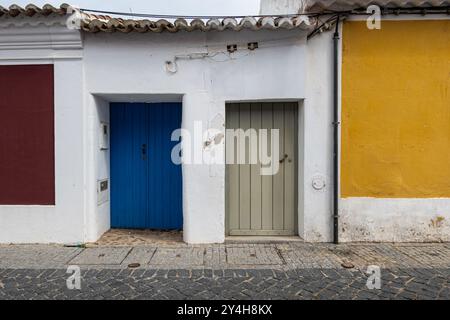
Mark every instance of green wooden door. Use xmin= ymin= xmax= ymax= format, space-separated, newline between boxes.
xmin=226 ymin=102 xmax=298 ymax=236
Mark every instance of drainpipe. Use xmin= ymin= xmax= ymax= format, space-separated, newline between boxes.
xmin=332 ymin=17 xmax=340 ymax=244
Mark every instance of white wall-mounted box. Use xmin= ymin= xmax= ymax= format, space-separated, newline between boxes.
xmin=97 ymin=179 xmax=109 ymax=205
xmin=99 ymin=122 xmax=109 ymax=150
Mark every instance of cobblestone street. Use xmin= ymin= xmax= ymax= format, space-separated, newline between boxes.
xmin=1 ymin=268 xmax=449 ymax=300
xmin=0 ymin=242 xmax=449 ymax=300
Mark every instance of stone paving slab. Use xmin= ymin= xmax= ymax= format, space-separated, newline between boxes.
xmin=327 ymin=244 xmax=419 ymax=268
xmin=69 ymin=247 xmax=131 ymax=265
xmin=279 ymin=243 xmax=344 ymax=268
xmin=0 ymin=245 xmax=82 ymax=269
xmin=149 ymin=248 xmax=205 ymax=267
xmin=121 ymin=247 xmax=157 ymax=267
xmin=226 ymin=246 xmax=284 ymax=265
xmin=204 ymin=246 xmax=227 ymax=268
xmin=392 ymin=244 xmax=450 ymax=268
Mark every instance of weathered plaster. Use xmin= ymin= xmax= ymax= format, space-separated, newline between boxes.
xmin=340 ymin=198 xmax=450 ymax=242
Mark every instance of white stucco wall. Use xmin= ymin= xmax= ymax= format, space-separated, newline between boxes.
xmin=0 ymin=23 xmax=86 ymax=243
xmin=0 ymin=16 xmax=340 ymax=244
xmin=82 ymin=29 xmax=311 ymax=244
xmin=84 ymin=95 xmax=111 ymax=242
xmin=293 ymin=28 xmax=334 ymax=242
xmin=1 ymin=18 xmax=332 ymax=244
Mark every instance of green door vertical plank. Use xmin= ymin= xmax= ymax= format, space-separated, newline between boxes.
xmin=272 ymin=103 xmax=285 ymax=230
xmin=283 ymin=103 xmax=297 ymax=232
xmin=261 ymin=103 xmax=273 ymax=231
xmin=250 ymin=103 xmax=262 ymax=230
xmin=239 ymin=103 xmax=251 ymax=231
xmin=226 ymin=103 xmax=240 ymax=234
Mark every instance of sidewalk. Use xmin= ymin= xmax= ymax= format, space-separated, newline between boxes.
xmin=0 ymin=242 xmax=449 ymax=270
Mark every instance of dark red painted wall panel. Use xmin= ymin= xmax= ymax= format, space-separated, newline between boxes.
xmin=0 ymin=65 xmax=55 ymax=205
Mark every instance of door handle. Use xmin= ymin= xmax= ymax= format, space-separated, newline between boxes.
xmin=141 ymin=144 xmax=147 ymax=160
xmin=279 ymin=154 xmax=288 ymax=163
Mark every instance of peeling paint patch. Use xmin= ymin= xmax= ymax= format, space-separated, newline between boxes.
xmin=430 ymin=216 xmax=445 ymax=228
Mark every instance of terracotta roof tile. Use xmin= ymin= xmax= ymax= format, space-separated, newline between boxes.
xmin=0 ymin=3 xmax=313 ymax=33
xmin=0 ymin=3 xmax=69 ymax=17
xmin=80 ymin=15 xmax=313 ymax=33
xmin=1 ymin=2 xmax=448 ymax=33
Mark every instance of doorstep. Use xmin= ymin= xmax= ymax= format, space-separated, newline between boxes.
xmin=225 ymin=236 xmax=304 ymax=244
xmin=89 ymin=229 xmax=184 ymax=247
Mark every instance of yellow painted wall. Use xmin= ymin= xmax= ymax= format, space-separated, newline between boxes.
xmin=341 ymin=20 xmax=450 ymax=198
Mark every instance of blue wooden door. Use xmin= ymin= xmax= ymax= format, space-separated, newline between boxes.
xmin=110 ymin=103 xmax=182 ymax=229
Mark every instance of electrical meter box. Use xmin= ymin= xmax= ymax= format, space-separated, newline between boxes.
xmin=99 ymin=122 xmax=109 ymax=150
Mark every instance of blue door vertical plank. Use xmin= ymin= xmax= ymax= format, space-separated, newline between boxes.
xmin=165 ymin=104 xmax=173 ymax=228
xmin=111 ymin=103 xmax=128 ymax=228
xmin=162 ymin=103 xmax=172 ymax=228
xmin=147 ymin=104 xmax=156 ymax=228
xmin=110 ymin=103 xmax=120 ymax=228
xmin=172 ymin=103 xmax=182 ymax=228
xmin=157 ymin=104 xmax=165 ymax=227
xmin=157 ymin=104 xmax=165 ymax=228
xmin=133 ymin=104 xmax=149 ymax=228
xmin=147 ymin=104 xmax=155 ymax=228
xmin=162 ymin=104 xmax=171 ymax=228
xmin=169 ymin=103 xmax=183 ymax=229
xmin=111 ymin=102 xmax=183 ymax=229
xmin=124 ymin=104 xmax=133 ymax=228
